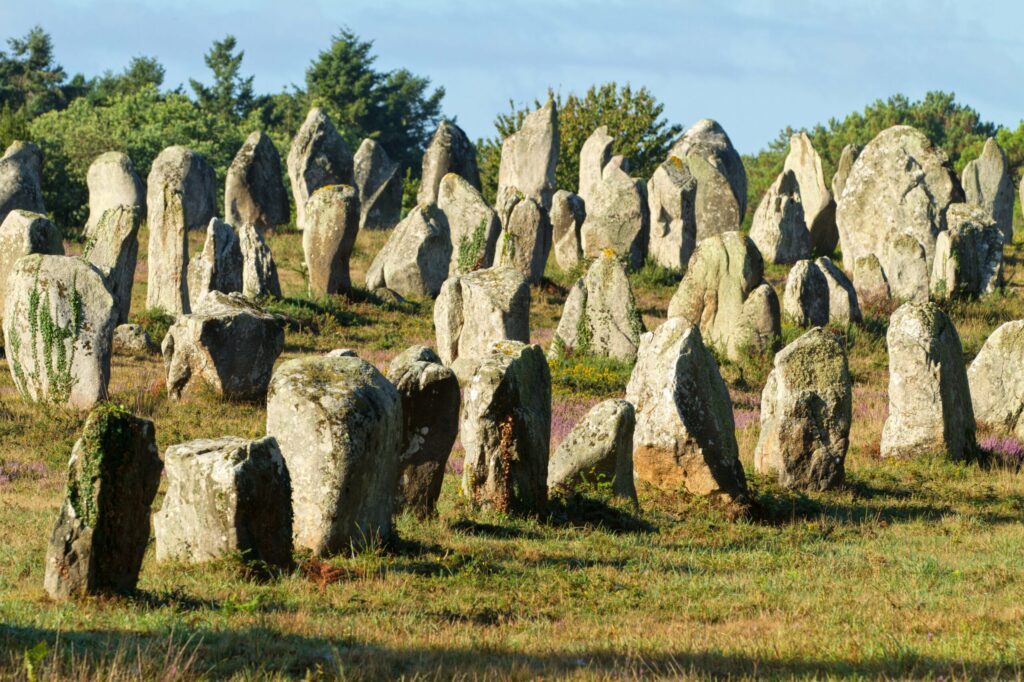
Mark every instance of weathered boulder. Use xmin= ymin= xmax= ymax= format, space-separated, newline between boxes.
xmin=579 ymin=158 xmax=649 ymax=271
xmin=883 ymin=232 xmax=930 ymax=303
xmin=494 ymin=187 xmax=551 ymax=284
xmin=625 ymin=317 xmax=746 ymax=501
xmin=83 ymin=205 xmax=142 ymax=324
xmin=461 ymin=341 xmax=551 ymax=514
xmin=224 ymin=131 xmax=289 ymax=233
xmin=353 ymin=138 xmax=402 ymax=231
xmin=754 ymin=328 xmax=851 ymax=490
xmin=669 ymin=119 xmax=746 ymax=237
xmin=830 ymin=144 xmax=860 ymax=203
xmin=550 ymin=251 xmax=644 ymax=360
xmin=154 ymin=436 xmax=292 ymax=568
xmin=930 ymin=203 xmax=1003 ymax=299
xmin=497 ymin=100 xmax=559 ymax=208
xmin=816 ymin=256 xmax=862 ymax=324
xmin=438 ymin=172 xmax=500 ymax=276
xmin=162 ymin=291 xmax=284 ymax=400
xmin=84 ymin=152 xmax=144 ymax=235
xmin=418 ymin=120 xmax=480 ymax=205
xmin=0 ymin=141 xmax=45 ymax=225
xmin=550 ymin=189 xmax=586 ymax=271
xmin=112 ymin=323 xmax=157 ymax=355
xmin=238 ymin=222 xmax=281 ymax=298
xmin=187 ymin=218 xmax=243 ymax=309
xmin=366 ymin=204 xmax=451 ymax=298
xmin=386 ymin=346 xmax=460 ymax=518
xmin=782 ymin=259 xmax=829 ymax=327
xmin=266 ymin=355 xmax=402 ymax=555
xmin=852 ymin=253 xmax=890 ymax=305
xmin=288 ymin=108 xmax=353 ymax=231
xmin=302 ymin=184 xmax=359 ymax=296
xmin=647 ymin=156 xmax=697 ymax=270
xmin=577 ymin=126 xmax=613 ymax=207
xmin=667 ymin=231 xmax=780 ymax=361
xmin=749 ymin=169 xmax=809 ymax=264
xmin=968 ymin=320 xmax=1024 ymax=437
xmin=881 ymin=302 xmax=976 ymax=460
xmin=43 ymin=405 xmax=161 ymax=599
xmin=547 ymin=398 xmax=637 ymax=503
xmin=961 ymin=137 xmax=1014 ymax=244
xmin=0 ymin=210 xmax=63 ymax=325
xmin=783 ymin=132 xmax=836 ymax=254
xmin=147 ymin=145 xmax=216 ymax=230
xmin=4 ymin=255 xmax=115 ymax=409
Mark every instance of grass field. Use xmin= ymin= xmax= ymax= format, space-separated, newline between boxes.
xmin=1 ymin=225 xmax=1023 ymax=680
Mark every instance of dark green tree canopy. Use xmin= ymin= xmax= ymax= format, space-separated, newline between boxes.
xmin=189 ymin=35 xmax=256 ymax=122
xmin=0 ymin=26 xmax=71 ymax=117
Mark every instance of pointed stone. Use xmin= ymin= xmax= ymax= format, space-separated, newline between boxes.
xmin=187 ymin=218 xmax=243 ymax=309
xmin=354 ymin=138 xmax=402 ymax=231
xmin=830 ymin=144 xmax=860 ymax=204
xmin=749 ymin=169 xmax=809 ymax=264
xmin=579 ymin=160 xmax=649 ymax=271
xmin=961 ymin=137 xmax=1014 ymax=244
xmin=783 ymin=132 xmax=836 ymax=254
xmin=418 ymin=120 xmax=480 ymax=205
xmin=238 ymin=223 xmax=281 ymax=298
xmin=225 ymin=131 xmax=289 ymax=233
xmin=578 ymin=126 xmax=613 ymax=207
xmin=288 ymin=108 xmax=354 ymax=230
xmin=669 ymin=119 xmax=746 ymax=237
xmin=497 ymin=100 xmax=559 ymax=208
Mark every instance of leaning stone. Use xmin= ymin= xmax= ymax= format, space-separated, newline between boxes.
xmin=816 ymin=256 xmax=862 ymax=324
xmin=418 ymin=120 xmax=481 ymax=205
xmin=577 ymin=126 xmax=613 ymax=207
xmin=0 ymin=141 xmax=45 ymax=225
xmin=354 ymin=138 xmax=402 ymax=231
xmin=547 ymin=398 xmax=637 ymax=503
xmin=83 ymin=206 xmax=141 ymax=324
xmin=162 ymin=292 xmax=284 ymax=400
xmin=961 ymin=137 xmax=1014 ymax=244
xmin=438 ymin=173 xmax=501 ymax=276
xmin=783 ymin=132 xmax=836 ymax=254
xmin=883 ymin=232 xmax=929 ymax=303
xmin=749 ymin=169 xmax=809 ymax=264
xmin=187 ymin=218 xmax=243 ymax=309
xmin=0 ymin=210 xmax=63 ymax=327
xmin=968 ymin=320 xmax=1024 ymax=437
xmin=497 ymin=100 xmax=559 ymax=208
xmin=366 ymin=204 xmax=451 ymax=298
xmin=267 ymin=355 xmax=402 ymax=555
xmin=579 ymin=159 xmax=649 ymax=271
xmin=43 ymin=405 xmax=161 ymax=599
xmin=154 ymin=436 xmax=292 ymax=568
xmin=647 ymin=156 xmax=697 ymax=270
xmin=549 ymin=189 xmax=586 ymax=271
xmin=302 ymin=184 xmax=359 ymax=296
xmin=830 ymin=144 xmax=860 ymax=203
xmin=670 ymin=119 xmax=746 ymax=237
xmin=930 ymin=203 xmax=1003 ymax=300
xmin=494 ymin=187 xmax=551 ymax=284
xmin=112 ymin=324 xmax=157 ymax=355
xmin=224 ymin=131 xmax=289 ymax=234
xmin=288 ymin=108 xmax=354 ymax=231
xmin=84 ymin=152 xmax=144 ymax=236
xmin=238 ymin=223 xmax=282 ymax=298
xmin=782 ymin=259 xmax=829 ymax=327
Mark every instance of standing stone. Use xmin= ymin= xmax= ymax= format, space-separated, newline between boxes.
xmin=852 ymin=253 xmax=890 ymax=305
xmin=302 ymin=184 xmax=359 ymax=296
xmin=625 ymin=317 xmax=747 ymax=501
xmin=578 ymin=126 xmax=613 ymax=207
xmin=238 ymin=222 xmax=281 ymax=298
xmin=550 ymin=251 xmax=645 ymax=360
xmin=366 ymin=204 xmax=451 ymax=298
xmin=434 ymin=267 xmax=531 ymax=380
xmin=386 ymin=346 xmax=460 ymax=518
xmin=547 ymin=398 xmax=637 ymax=503
xmin=647 ymin=156 xmax=697 ymax=270
xmin=550 ymin=189 xmax=586 ymax=271
xmin=667 ymin=231 xmax=781 ymax=362
xmin=0 ymin=210 xmax=63 ymax=326
xmin=438 ymin=172 xmax=501 ymax=276
xmin=154 ymin=436 xmax=292 ymax=568
xmin=754 ymin=327 xmax=851 ymax=491
xmin=783 ymin=132 xmax=836 ymax=254
xmin=961 ymin=137 xmax=1014 ymax=244
xmin=418 ymin=120 xmax=481 ymax=205
xmin=147 ymin=145 xmax=216 ymax=230
xmin=830 ymin=144 xmax=860 ymax=203
xmin=353 ymin=138 xmax=402 ymax=231
xmin=84 ymin=152 xmax=144 ymax=236
xmin=494 ymin=187 xmax=551 ymax=284
xmin=187 ymin=218 xmax=243 ymax=309
xmin=461 ymin=341 xmax=551 ymax=514
xmin=267 ymin=355 xmax=402 ymax=555
xmin=930 ymin=203 xmax=1003 ymax=300
xmin=0 ymin=141 xmax=45 ymax=225
xmin=579 ymin=159 xmax=649 ymax=271
xmin=669 ymin=119 xmax=747 ymax=237
xmin=968 ymin=320 xmax=1024 ymax=437
xmin=883 ymin=232 xmax=930 ymax=303
xmin=4 ymin=255 xmax=115 ymax=410
xmin=83 ymin=205 xmax=142 ymax=324
xmin=782 ymin=259 xmax=829 ymax=327
xmin=162 ymin=291 xmax=284 ymax=401
xmin=43 ymin=405 xmax=161 ymax=599
xmin=749 ymin=169 xmax=809 ymax=264
xmin=224 ymin=131 xmax=289 ymax=234
xmin=497 ymin=100 xmax=559 ymax=208
xmin=881 ymin=302 xmax=976 ymax=460
xmin=816 ymin=256 xmax=862 ymax=324
xmin=288 ymin=108 xmax=354 ymax=230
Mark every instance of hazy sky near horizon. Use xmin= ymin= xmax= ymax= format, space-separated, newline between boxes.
xmin=2 ymin=0 xmax=1023 ymax=153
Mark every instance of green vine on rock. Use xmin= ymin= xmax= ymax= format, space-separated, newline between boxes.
xmin=21 ymin=259 xmax=85 ymax=404
xmin=457 ymin=218 xmax=489 ymax=273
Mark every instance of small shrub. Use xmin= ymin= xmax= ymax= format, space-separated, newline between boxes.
xmin=132 ymin=307 xmax=176 ymax=346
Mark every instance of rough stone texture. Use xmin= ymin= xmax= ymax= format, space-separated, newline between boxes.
xmin=830 ymin=144 xmax=860 ymax=203
xmin=784 ymin=132 xmax=836 ymax=254
xmin=550 ymin=189 xmax=586 ymax=271
xmin=835 ymin=125 xmax=961 ymax=281
xmin=816 ymin=256 xmax=862 ymax=324
xmin=0 ymin=141 xmax=45 ymax=225
xmin=968 ymin=320 xmax=1024 ymax=437
xmin=547 ymin=398 xmax=637 ymax=503
xmin=961 ymin=137 xmax=1014 ymax=244
xmin=578 ymin=126 xmax=613 ymax=207
xmin=386 ymin=347 xmax=460 ymax=518
xmin=266 ymin=355 xmax=402 ymax=556
xmin=497 ymin=100 xmax=559 ymax=208
xmin=881 ymin=302 xmax=976 ymax=460
xmin=930 ymin=203 xmax=1003 ymax=300
xmin=84 ymin=205 xmax=142 ymax=324
xmin=238 ymin=222 xmax=282 ymax=298
xmin=288 ymin=108 xmax=354 ymax=231
xmin=4 ymin=255 xmax=115 ymax=410
xmin=579 ymin=159 xmax=649 ymax=271
xmin=225 ymin=131 xmax=289 ymax=234
xmin=433 ymin=267 xmax=531 ymax=379
xmin=112 ymin=324 xmax=157 ymax=355
xmin=418 ymin=120 xmax=481 ymax=205
xmin=43 ymin=405 xmax=161 ymax=599
xmin=461 ymin=341 xmax=551 ymax=514
xmin=670 ymin=119 xmax=747 ymax=237
xmin=754 ymin=328 xmax=851 ymax=491
xmin=0 ymin=210 xmax=63 ymax=327
xmin=749 ymin=169 xmax=809 ymax=264
xmin=782 ymin=259 xmax=829 ymax=327
xmin=438 ymin=173 xmax=500 ymax=276
xmin=667 ymin=231 xmax=780 ymax=362
xmin=883 ymin=232 xmax=930 ymax=303
xmin=303 ymin=184 xmax=359 ymax=296
xmin=494 ymin=187 xmax=551 ymax=284
xmin=550 ymin=251 xmax=645 ymax=360
xmin=366 ymin=204 xmax=451 ymax=298
xmin=852 ymin=253 xmax=890 ymax=304
xmin=162 ymin=291 xmax=284 ymax=400
xmin=353 ymin=138 xmax=401 ymax=231
xmin=154 ymin=436 xmax=292 ymax=568
xmin=147 ymin=145 xmax=217 ymax=230
xmin=647 ymin=156 xmax=697 ymax=270
xmin=625 ymin=317 xmax=747 ymax=501
xmin=84 ymin=152 xmax=144 ymax=236
xmin=187 ymin=218 xmax=243 ymax=309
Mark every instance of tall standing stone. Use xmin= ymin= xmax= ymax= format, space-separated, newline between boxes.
xmin=578 ymin=126 xmax=613 ymax=207
xmin=579 ymin=158 xmax=649 ymax=271
xmin=968 ymin=320 xmax=1024 ymax=437
xmin=0 ymin=141 xmax=45 ymax=225
xmin=749 ymin=169 xmax=809 ymax=264
xmin=783 ymin=132 xmax=836 ymax=254
xmin=224 ymin=131 xmax=289 ymax=234
xmin=83 ymin=205 xmax=142 ymax=324
xmin=497 ymin=100 xmax=559 ymax=208
xmin=0 ymin=210 xmax=63 ymax=326
xmin=366 ymin=204 xmax=451 ymax=298
xmin=148 ymin=145 xmax=216 ymax=230
xmin=782 ymin=259 xmax=829 ymax=327
xmin=238 ymin=222 xmax=282 ymax=298
xmin=288 ymin=108 xmax=354 ymax=230
xmin=961 ymin=137 xmax=1014 ymax=244
xmin=302 ymin=184 xmax=359 ymax=296
xmin=187 ymin=218 xmax=243 ymax=308
xmin=550 ymin=189 xmax=586 ymax=271
xmin=418 ymin=120 xmax=481 ymax=205
xmin=353 ymin=138 xmax=402 ymax=231
xmin=84 ymin=152 xmax=144 ymax=236
xmin=930 ymin=203 xmax=1003 ymax=300
xmin=669 ymin=119 xmax=747 ymax=238
xmin=830 ymin=144 xmax=860 ymax=203
xmin=494 ymin=187 xmax=551 ymax=284
xmin=647 ymin=156 xmax=697 ymax=270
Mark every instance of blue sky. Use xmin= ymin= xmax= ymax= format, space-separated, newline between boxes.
xmin=2 ymin=0 xmax=1023 ymax=153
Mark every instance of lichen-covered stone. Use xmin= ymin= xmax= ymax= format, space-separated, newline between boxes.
xmin=968 ymin=320 xmax=1024 ymax=437
xmin=852 ymin=253 xmax=890 ymax=305
xmin=225 ymin=131 xmax=289 ymax=233
xmin=579 ymin=159 xmax=649 ymax=271
xmin=749 ymin=169 xmax=809 ymax=264
xmin=0 ymin=141 xmax=45 ymax=225
xmin=84 ymin=205 xmax=141 ymax=324
xmin=84 ymin=152 xmax=144 ymax=236
xmin=438 ymin=172 xmax=500 ymax=276
xmin=147 ymin=145 xmax=216 ymax=231
xmin=930 ymin=203 xmax=1002 ymax=300
xmin=830 ymin=144 xmax=860 ymax=203
xmin=302 ymin=184 xmax=359 ymax=295
xmin=647 ymin=156 xmax=697 ymax=270
xmin=782 ymin=259 xmax=829 ymax=327
xmin=578 ymin=126 xmax=613 ymax=207
xmin=187 ymin=218 xmax=243 ymax=309
xmin=547 ymin=398 xmax=636 ymax=503
xmin=418 ymin=120 xmax=480 ymax=205
xmin=494 ymin=187 xmax=551 ymax=284
xmin=366 ymin=204 xmax=451 ymax=298
xmin=883 ymin=232 xmax=929 ymax=303
xmin=238 ymin=222 xmax=282 ymax=298
xmin=815 ymin=256 xmax=862 ymax=324
xmin=550 ymin=189 xmax=586 ymax=271
xmin=961 ymin=137 xmax=1014 ymax=244
xmin=0 ymin=210 xmax=63 ymax=328
xmin=353 ymin=138 xmax=402 ymax=231
xmin=112 ymin=323 xmax=157 ymax=356
xmin=288 ymin=108 xmax=353 ymax=231
xmin=669 ymin=119 xmax=746 ymax=238
xmin=497 ymin=100 xmax=559 ymax=208
xmin=783 ymin=132 xmax=836 ymax=254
